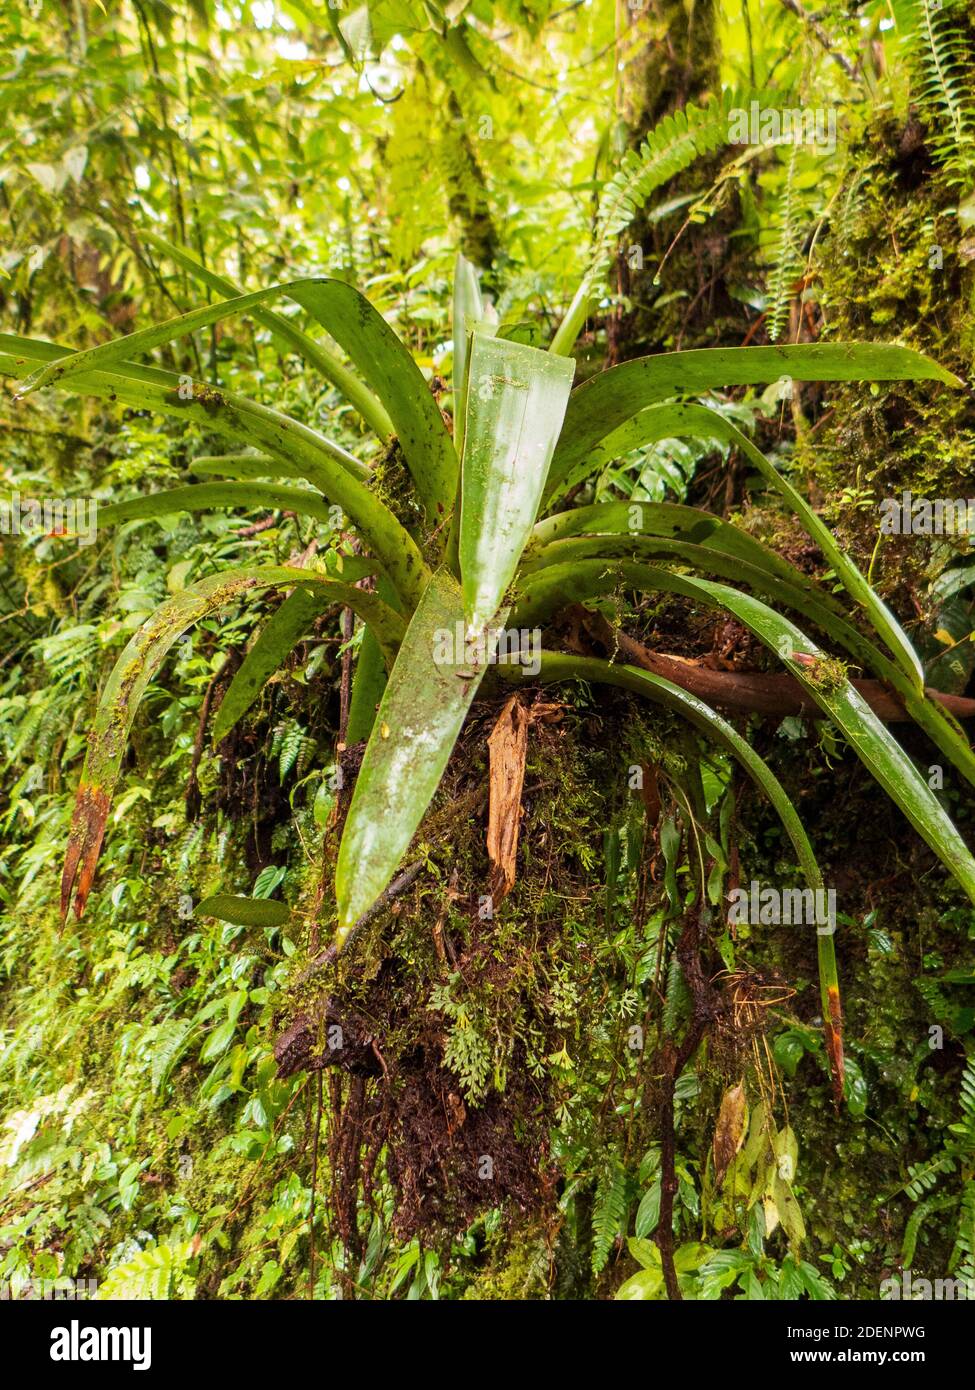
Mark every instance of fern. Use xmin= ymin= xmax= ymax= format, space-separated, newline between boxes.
xmin=905 ymin=1152 xmax=955 ymax=1200
xmin=272 ymin=718 xmax=313 ymax=782
xmin=908 ymin=0 xmax=975 ymax=189
xmin=952 ymin=1181 xmax=975 ymax=1285
xmin=765 ymin=145 xmax=802 ymax=344
xmin=663 ymin=953 xmax=690 ymax=1035
xmin=584 ymin=89 xmax=761 ymax=301
xmin=98 ymin=1240 xmax=196 ymax=1299
xmin=591 ymin=1155 xmax=629 ymax=1275
xmin=901 ymin=1055 xmax=975 ymax=1281
xmin=147 ymin=1019 xmax=196 ymax=1095
xmin=902 ymin=1191 xmax=957 ymax=1264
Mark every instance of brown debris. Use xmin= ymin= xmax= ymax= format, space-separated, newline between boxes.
xmin=486 ymin=695 xmax=531 ymax=902
xmin=60 ymin=782 xmax=110 ymax=921
xmin=712 ymin=1080 xmax=747 ymax=1188
xmin=486 ymin=694 xmax=563 ymax=902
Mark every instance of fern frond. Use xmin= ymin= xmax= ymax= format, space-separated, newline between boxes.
xmin=909 ymin=0 xmax=975 ymax=187
xmin=951 ymin=1180 xmax=975 ymax=1286
xmin=902 ymin=1191 xmax=958 ymax=1264
xmin=584 ymin=89 xmax=762 ymax=299
xmin=765 ymin=145 xmax=802 ymax=344
xmin=905 ymin=1153 xmax=955 ymax=1200
xmin=591 ymin=1155 xmax=629 ymax=1275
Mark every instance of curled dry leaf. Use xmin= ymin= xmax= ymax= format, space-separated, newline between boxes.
xmin=712 ymin=1079 xmax=748 ymax=1189
xmin=487 ymin=694 xmax=531 ymax=902
xmin=486 ymin=695 xmax=563 ymax=901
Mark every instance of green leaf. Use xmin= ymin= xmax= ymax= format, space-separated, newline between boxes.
xmin=196 ymin=895 xmax=290 ymax=927
xmin=528 ymin=496 xmax=833 ymax=597
xmin=188 ymin=453 xmax=303 ymax=480
xmin=98 ymin=483 xmax=341 ymax=529
xmin=681 ymin=404 xmax=926 ymax=691
xmin=546 ymin=344 xmax=961 ymax=504
xmin=459 ymin=334 xmax=574 ymax=630
xmin=200 ymin=1018 xmax=237 ymax=1063
xmin=452 ymin=251 xmax=485 ymax=461
xmin=61 ymin=567 xmax=404 ymax=920
xmin=15 ymin=277 xmax=457 ymax=524
xmin=335 ymin=568 xmax=498 ymax=939
xmin=143 ymin=230 xmax=395 ymax=440
xmin=681 ymin=576 xmax=975 ymax=906
xmin=346 ymin=627 xmax=388 ymax=746
xmin=634 ymin=1182 xmax=661 ymax=1237
xmin=1 ymin=332 xmax=430 ymax=608
xmin=212 ymin=587 xmax=335 ymax=745
xmin=615 ymin=1268 xmax=664 ymax=1300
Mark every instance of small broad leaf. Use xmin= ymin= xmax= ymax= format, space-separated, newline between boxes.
xmin=196 ymin=895 xmax=290 ymax=928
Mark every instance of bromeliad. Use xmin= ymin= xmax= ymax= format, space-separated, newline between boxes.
xmin=5 ymin=95 xmax=975 ymax=1103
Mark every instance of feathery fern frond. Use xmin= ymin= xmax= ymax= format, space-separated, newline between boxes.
xmin=908 ymin=0 xmax=975 ymax=188
xmin=765 ymin=145 xmax=802 ymax=344
xmin=584 ymin=90 xmax=761 ymax=300
xmin=592 ymin=1155 xmax=629 ymax=1275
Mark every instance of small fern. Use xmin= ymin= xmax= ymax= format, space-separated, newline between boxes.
xmin=272 ymin=718 xmax=314 ymax=782
xmin=98 ymin=1241 xmax=197 ymax=1300
xmin=583 ymin=89 xmax=762 ymax=301
xmin=908 ymin=0 xmax=975 ymax=189
xmin=901 ymin=1054 xmax=975 ymax=1282
xmin=765 ymin=145 xmax=802 ymax=344
xmin=592 ymin=1155 xmax=629 ymax=1275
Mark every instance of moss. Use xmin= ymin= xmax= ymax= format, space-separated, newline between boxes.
xmin=806 ymin=115 xmax=975 ymax=587
xmin=797 ymin=653 xmax=850 ymax=693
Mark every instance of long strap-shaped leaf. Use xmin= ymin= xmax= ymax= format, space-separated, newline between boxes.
xmin=335 ymin=568 xmax=500 ymax=941
xmin=452 ymin=252 xmax=484 ymax=462
xmin=547 ymin=397 xmax=975 ymax=783
xmin=518 ymin=536 xmax=895 ymax=678
xmin=527 ymin=496 xmax=975 ymax=790
xmin=14 ymin=278 xmax=458 ymax=525
xmin=98 ymin=482 xmax=342 ymax=529
xmin=459 ymin=334 xmax=575 ymax=630
xmin=61 ymin=567 xmax=405 ymax=920
xmin=346 ymin=574 xmax=402 ymax=745
xmin=544 ymin=345 xmax=961 ymax=505
xmin=498 ymin=650 xmax=845 ymax=1101
xmin=514 ymin=559 xmax=975 ymax=905
xmin=527 ymin=497 xmax=840 ymax=603
xmin=212 ymin=588 xmax=339 ymax=745
xmin=623 ymin=402 xmax=926 ymax=690
xmin=0 ymin=333 xmax=366 ymax=478
xmin=144 ymin=230 xmax=395 ymax=441
xmin=0 ymin=334 xmax=430 ymax=608
xmin=188 ymin=454 xmax=301 ymax=479
xmin=684 ymin=577 xmax=975 ymax=906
